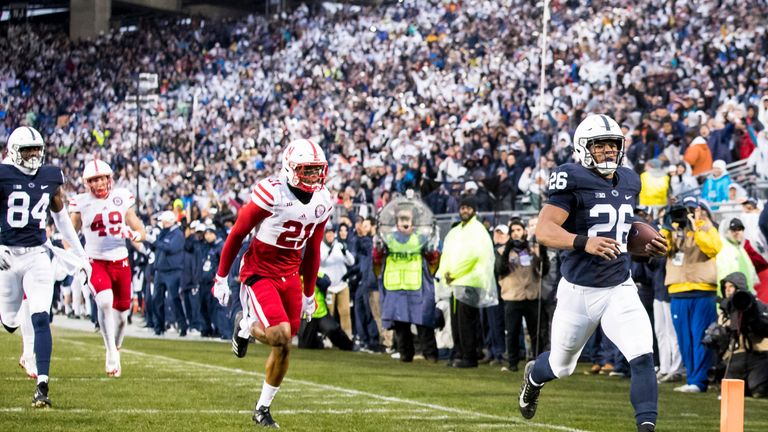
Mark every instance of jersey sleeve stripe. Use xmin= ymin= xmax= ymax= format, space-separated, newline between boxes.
xmin=251 ymin=189 xmax=274 ymax=208
xmin=257 ymin=183 xmax=274 ymax=201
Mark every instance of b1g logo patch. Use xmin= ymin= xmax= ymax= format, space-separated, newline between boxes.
xmin=315 ymin=204 xmax=326 ymax=218
xmin=113 ymin=196 xmax=123 ymax=206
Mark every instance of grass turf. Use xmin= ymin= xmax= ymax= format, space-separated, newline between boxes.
xmin=1 ymin=328 xmax=767 ymax=431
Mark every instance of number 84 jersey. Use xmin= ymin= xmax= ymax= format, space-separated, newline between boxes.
xmin=69 ymin=188 xmax=135 ymax=261
xmin=244 ymin=177 xmax=332 ymax=278
xmin=546 ymin=163 xmax=641 ymax=288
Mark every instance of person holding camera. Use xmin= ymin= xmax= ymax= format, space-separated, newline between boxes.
xmin=715 ymin=272 xmax=768 ymax=398
xmin=661 ymin=197 xmax=723 ymax=393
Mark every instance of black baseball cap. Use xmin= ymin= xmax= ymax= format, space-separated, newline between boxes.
xmin=729 ymin=218 xmax=745 ymax=231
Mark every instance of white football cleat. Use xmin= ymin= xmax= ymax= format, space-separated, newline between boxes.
xmin=106 ymin=350 xmax=121 ymax=377
xmin=19 ymin=355 xmax=38 ymax=379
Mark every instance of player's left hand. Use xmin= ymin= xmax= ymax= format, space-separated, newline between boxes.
xmin=302 ymin=294 xmax=316 ymax=322
xmin=0 ymin=246 xmax=12 ymax=271
xmin=79 ymin=257 xmax=92 ymax=284
xmin=212 ymin=275 xmax=230 ymax=306
xmin=645 ymin=236 xmax=668 ymax=257
xmin=116 ymin=225 xmax=142 ymax=242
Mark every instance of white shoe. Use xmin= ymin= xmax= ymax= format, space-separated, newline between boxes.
xmin=106 ymin=350 xmax=121 ymax=377
xmin=673 ymin=384 xmax=702 ymax=393
xmin=19 ymin=355 xmax=38 ymax=379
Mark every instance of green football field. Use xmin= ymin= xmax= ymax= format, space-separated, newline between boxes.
xmin=1 ymin=328 xmax=766 ymax=431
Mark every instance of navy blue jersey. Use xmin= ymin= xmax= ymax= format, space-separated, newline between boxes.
xmin=546 ymin=163 xmax=641 ymax=287
xmin=0 ymin=164 xmax=64 ymax=247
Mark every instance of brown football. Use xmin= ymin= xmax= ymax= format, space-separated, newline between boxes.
xmin=627 ymin=221 xmax=661 ymax=256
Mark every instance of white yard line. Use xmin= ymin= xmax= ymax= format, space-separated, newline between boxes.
xmin=56 ymin=338 xmax=591 ymax=432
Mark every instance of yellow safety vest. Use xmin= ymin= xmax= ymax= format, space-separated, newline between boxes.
xmin=383 ymin=234 xmax=423 ymax=291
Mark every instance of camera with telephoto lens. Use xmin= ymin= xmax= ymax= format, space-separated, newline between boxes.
xmin=720 ymin=290 xmax=768 ymax=340
xmin=668 ymin=203 xmax=691 ymax=226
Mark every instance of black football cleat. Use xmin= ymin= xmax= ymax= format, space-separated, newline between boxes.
xmin=232 ymin=311 xmax=249 ymax=358
xmin=253 ymin=405 xmax=279 ymax=428
xmin=32 ymin=381 xmax=51 ymax=408
xmin=519 ymin=360 xmax=542 ymax=419
xmin=637 ymin=422 xmax=656 ymax=432
xmin=3 ymin=322 xmax=18 ymax=334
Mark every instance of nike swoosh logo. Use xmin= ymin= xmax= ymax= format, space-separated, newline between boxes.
xmin=41 ymin=185 xmax=49 ymax=189
xmin=624 ymin=195 xmax=632 ymax=200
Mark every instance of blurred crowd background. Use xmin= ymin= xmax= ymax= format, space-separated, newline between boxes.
xmin=4 ymin=0 xmax=768 ymax=396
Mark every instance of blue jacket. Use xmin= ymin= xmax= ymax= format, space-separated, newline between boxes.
xmin=153 ymin=226 xmax=185 ymax=271
xmin=182 ymin=235 xmax=201 ymax=290
xmin=355 ymin=236 xmax=377 ymax=293
xmin=701 ymin=174 xmax=732 ymax=206
xmin=198 ymin=239 xmax=223 ymax=285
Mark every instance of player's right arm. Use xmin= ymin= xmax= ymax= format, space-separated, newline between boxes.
xmin=51 ymin=186 xmax=87 ymax=259
xmin=536 ymin=204 xmax=621 ymax=261
xmin=215 ymin=200 xmax=271 ymax=278
xmin=537 ymin=165 xmax=622 ymax=261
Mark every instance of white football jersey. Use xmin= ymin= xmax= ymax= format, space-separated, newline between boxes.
xmin=69 ymin=188 xmax=135 ymax=261
xmin=250 ymin=176 xmax=332 ymax=250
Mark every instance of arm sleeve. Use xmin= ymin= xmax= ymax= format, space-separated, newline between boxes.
xmin=216 ymin=201 xmax=271 ymax=278
xmin=693 ymin=224 xmax=723 ymax=259
xmin=301 ymin=218 xmax=329 ymax=298
xmin=51 ymin=207 xmax=87 ymax=259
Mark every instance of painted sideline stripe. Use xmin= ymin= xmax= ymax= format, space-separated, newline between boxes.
xmin=60 ymin=339 xmax=589 ymax=432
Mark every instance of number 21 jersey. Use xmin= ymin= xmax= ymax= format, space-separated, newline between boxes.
xmin=546 ymin=163 xmax=641 ymax=288
xmin=69 ymin=188 xmax=135 ymax=261
xmin=242 ymin=176 xmax=332 ymax=280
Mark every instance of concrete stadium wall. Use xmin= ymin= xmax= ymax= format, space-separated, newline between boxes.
xmin=70 ymin=0 xmax=111 ymax=40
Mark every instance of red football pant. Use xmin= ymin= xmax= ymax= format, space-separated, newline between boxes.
xmin=89 ymin=258 xmax=132 ymax=312
xmin=242 ymin=274 xmax=302 ymax=337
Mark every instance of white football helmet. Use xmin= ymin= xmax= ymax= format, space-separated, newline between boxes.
xmin=7 ymin=126 xmax=45 ymax=175
xmin=83 ymin=160 xmax=113 ymax=199
xmin=280 ymin=139 xmax=328 ymax=193
xmin=572 ymin=114 xmax=625 ymax=176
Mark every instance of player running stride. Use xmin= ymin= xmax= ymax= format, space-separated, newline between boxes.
xmin=69 ymin=160 xmax=145 ymax=377
xmin=0 ymin=126 xmax=91 ymax=407
xmin=518 ymin=115 xmax=667 ymax=432
xmin=212 ymin=138 xmax=332 ymax=428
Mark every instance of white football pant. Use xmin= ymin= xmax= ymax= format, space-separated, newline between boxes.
xmin=0 ymin=246 xmax=54 ymax=328
xmin=548 ymin=277 xmax=653 ymax=378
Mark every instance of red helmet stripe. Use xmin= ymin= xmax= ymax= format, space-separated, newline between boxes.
xmin=94 ymin=161 xmax=99 ymax=174
xmin=307 ymin=139 xmax=319 ymax=160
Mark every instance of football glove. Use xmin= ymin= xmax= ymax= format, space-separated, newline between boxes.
xmin=79 ymin=257 xmax=93 ymax=286
xmin=212 ymin=275 xmax=230 ymax=306
xmin=0 ymin=246 xmax=11 ymax=271
xmin=301 ymin=294 xmax=316 ymax=322
xmin=115 ymin=225 xmax=142 ymax=242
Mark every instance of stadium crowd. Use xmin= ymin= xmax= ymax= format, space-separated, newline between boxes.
xmin=3 ymin=0 xmax=768 ymax=396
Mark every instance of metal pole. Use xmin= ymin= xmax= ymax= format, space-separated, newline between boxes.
xmin=136 ymin=75 xmax=141 ymax=207
xmin=538 ymin=0 xmax=550 ymax=120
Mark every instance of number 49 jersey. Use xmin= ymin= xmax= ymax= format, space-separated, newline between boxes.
xmin=0 ymin=164 xmax=64 ymax=247
xmin=243 ymin=177 xmax=332 ymax=279
xmin=546 ymin=163 xmax=641 ymax=288
xmin=69 ymin=188 xmax=135 ymax=261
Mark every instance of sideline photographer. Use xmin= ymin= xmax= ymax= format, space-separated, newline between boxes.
xmin=661 ymin=196 xmax=722 ymax=393
xmin=709 ymin=272 xmax=768 ymax=397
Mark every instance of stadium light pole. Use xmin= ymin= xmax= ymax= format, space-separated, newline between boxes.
xmin=538 ymin=0 xmax=551 ymax=120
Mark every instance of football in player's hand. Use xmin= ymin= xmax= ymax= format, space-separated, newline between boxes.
xmin=627 ymin=221 xmax=662 ymax=256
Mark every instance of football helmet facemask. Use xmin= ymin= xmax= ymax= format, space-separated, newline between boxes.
xmin=82 ymin=160 xmax=114 ymax=199
xmin=572 ymin=114 xmax=625 ymax=176
xmin=280 ymin=139 xmax=328 ymax=193
xmin=7 ymin=126 xmax=45 ymax=175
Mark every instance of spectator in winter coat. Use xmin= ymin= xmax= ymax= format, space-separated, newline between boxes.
xmin=701 ymin=160 xmax=732 ymax=209
xmin=684 ymin=136 xmax=713 ymax=176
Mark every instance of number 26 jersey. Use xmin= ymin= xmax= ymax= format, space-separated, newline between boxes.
xmin=242 ymin=176 xmax=332 ymax=279
xmin=546 ymin=163 xmax=641 ymax=288
xmin=69 ymin=188 xmax=135 ymax=261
